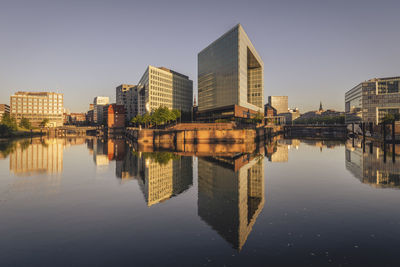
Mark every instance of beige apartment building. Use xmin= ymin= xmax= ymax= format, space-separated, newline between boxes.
xmin=10 ymin=92 xmax=64 ymax=127
xmin=136 ymin=66 xmax=193 ymax=115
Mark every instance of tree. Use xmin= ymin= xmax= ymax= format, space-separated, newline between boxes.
xmin=172 ymin=109 xmax=181 ymax=122
xmin=39 ymin=118 xmax=49 ymax=128
xmin=19 ymin=117 xmax=32 ymax=129
xmin=1 ymin=113 xmax=17 ymax=131
xmin=143 ymin=113 xmax=151 ymax=128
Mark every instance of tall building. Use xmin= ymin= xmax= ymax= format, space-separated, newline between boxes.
xmin=93 ymin=96 xmax=109 ymax=125
xmin=136 ymin=66 xmax=193 ymax=116
xmin=345 ymin=76 xmax=400 ymax=124
xmin=198 ymin=154 xmax=265 ymax=250
xmin=268 ymin=96 xmax=288 ymax=115
xmin=10 ymin=91 xmax=64 ymax=127
xmin=116 ymin=84 xmax=137 ymax=121
xmin=197 ymin=24 xmax=264 ymax=121
xmin=0 ymin=104 xmax=10 ymax=119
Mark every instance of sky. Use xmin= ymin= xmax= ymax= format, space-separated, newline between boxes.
xmin=0 ymin=0 xmax=399 ymax=112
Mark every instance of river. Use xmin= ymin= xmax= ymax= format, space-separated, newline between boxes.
xmin=0 ymin=137 xmax=399 ymax=266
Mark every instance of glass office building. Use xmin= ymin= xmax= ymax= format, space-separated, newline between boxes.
xmin=345 ymin=76 xmax=400 ymax=124
xmin=198 ymin=24 xmax=264 ymax=114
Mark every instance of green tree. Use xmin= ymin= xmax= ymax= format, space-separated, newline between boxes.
xmin=1 ymin=113 xmax=17 ymax=131
xmin=143 ymin=113 xmax=151 ymax=128
xmin=19 ymin=117 xmax=32 ymax=129
xmin=172 ymin=109 xmax=181 ymax=122
xmin=39 ymin=118 xmax=49 ymax=128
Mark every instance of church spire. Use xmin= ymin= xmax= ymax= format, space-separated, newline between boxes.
xmin=319 ymin=101 xmax=323 ymax=111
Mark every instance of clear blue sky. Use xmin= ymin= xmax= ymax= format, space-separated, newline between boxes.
xmin=1 ymin=0 xmax=399 ymax=112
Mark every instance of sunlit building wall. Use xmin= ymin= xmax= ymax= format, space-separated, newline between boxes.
xmin=10 ymin=92 xmax=64 ymax=127
xmin=93 ymin=96 xmax=109 ymax=125
xmin=116 ymin=84 xmax=137 ymax=121
xmin=137 ymin=66 xmax=193 ymax=115
xmin=345 ymin=76 xmax=400 ymax=124
xmin=198 ymin=24 xmax=264 ymax=113
xmin=268 ymin=96 xmax=288 ymax=115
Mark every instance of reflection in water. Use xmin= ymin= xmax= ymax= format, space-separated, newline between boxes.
xmin=9 ymin=139 xmax=63 ymax=176
xmin=87 ymin=138 xmax=194 ymax=206
xmin=198 ymin=153 xmax=265 ymax=250
xmin=346 ymin=139 xmax=400 ymax=189
xmin=136 ymin=153 xmax=193 ymax=206
xmin=0 ymin=138 xmax=85 ymax=196
xmin=5 ymin=136 xmax=394 ymax=254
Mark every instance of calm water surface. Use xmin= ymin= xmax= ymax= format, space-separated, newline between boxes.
xmin=0 ymin=137 xmax=399 ymax=266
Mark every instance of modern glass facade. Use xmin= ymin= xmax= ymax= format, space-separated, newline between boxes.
xmin=345 ymin=76 xmax=400 ymax=124
xmin=198 ymin=24 xmax=264 ymax=113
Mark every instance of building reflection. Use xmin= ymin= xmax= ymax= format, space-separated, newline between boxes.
xmin=9 ymin=139 xmax=63 ymax=175
xmin=100 ymin=138 xmax=194 ymax=206
xmin=345 ymin=139 xmax=400 ymax=189
xmin=1 ymin=138 xmax=85 ymax=196
xmin=134 ymin=153 xmax=193 ymax=206
xmin=197 ymin=153 xmax=265 ymax=250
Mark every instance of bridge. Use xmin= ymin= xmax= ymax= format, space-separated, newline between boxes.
xmin=43 ymin=126 xmax=100 ymax=136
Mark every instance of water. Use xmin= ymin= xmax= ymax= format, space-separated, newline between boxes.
xmin=0 ymin=137 xmax=399 ymax=266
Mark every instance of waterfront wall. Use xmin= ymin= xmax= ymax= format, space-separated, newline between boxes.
xmin=284 ymin=125 xmax=347 ymax=139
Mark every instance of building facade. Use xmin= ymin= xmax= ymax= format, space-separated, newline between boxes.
xmin=10 ymin=92 xmax=63 ymax=127
xmin=0 ymin=104 xmax=10 ymax=120
xmin=136 ymin=66 xmax=193 ymax=116
xmin=197 ymin=24 xmax=264 ymax=119
xmin=116 ymin=84 xmax=137 ymax=122
xmin=345 ymin=76 xmax=400 ymax=124
xmin=268 ymin=96 xmax=288 ymax=115
xmin=93 ymin=96 xmax=109 ymax=125
xmin=104 ymin=104 xmax=125 ymax=128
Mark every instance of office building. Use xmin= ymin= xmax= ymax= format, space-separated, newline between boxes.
xmin=93 ymin=96 xmax=109 ymax=125
xmin=197 ymin=24 xmax=264 ymax=121
xmin=136 ymin=66 xmax=193 ymax=116
xmin=345 ymin=76 xmax=400 ymax=124
xmin=116 ymin=84 xmax=137 ymax=121
xmin=268 ymin=96 xmax=288 ymax=115
xmin=0 ymin=104 xmax=10 ymax=119
xmin=10 ymin=91 xmax=63 ymax=127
